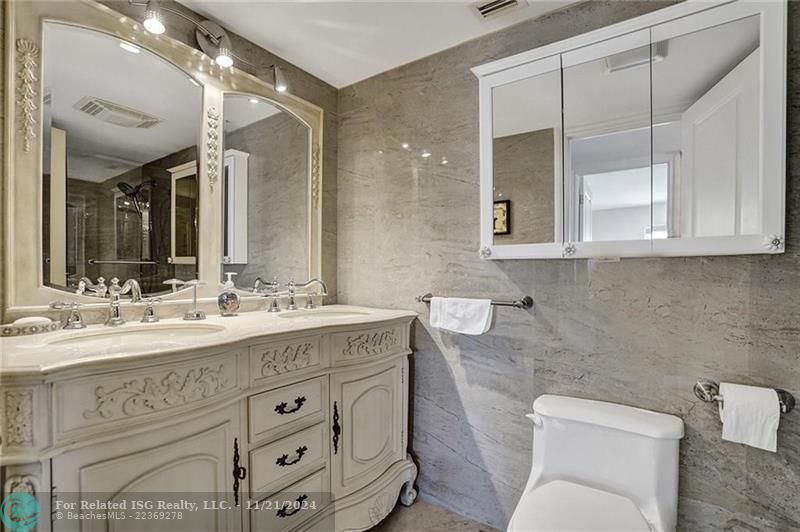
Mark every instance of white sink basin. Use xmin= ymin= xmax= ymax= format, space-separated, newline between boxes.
xmin=47 ymin=323 xmax=226 ymax=347
xmin=278 ymin=309 xmax=371 ymax=320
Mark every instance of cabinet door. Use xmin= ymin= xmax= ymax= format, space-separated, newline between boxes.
xmin=330 ymin=359 xmax=405 ymax=498
xmin=52 ymin=404 xmax=244 ymax=532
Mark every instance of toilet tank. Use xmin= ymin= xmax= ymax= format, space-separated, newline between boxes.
xmin=530 ymin=395 xmax=684 ymax=530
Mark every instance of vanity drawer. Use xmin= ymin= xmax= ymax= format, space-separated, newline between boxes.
xmin=250 ymin=334 xmax=323 ymax=384
xmin=54 ymin=352 xmax=239 ymax=439
xmin=250 ymin=423 xmax=327 ymax=494
xmin=331 ymin=323 xmax=409 ymax=364
xmin=249 ymin=376 xmax=327 ymax=442
xmin=250 ymin=469 xmax=330 ymax=532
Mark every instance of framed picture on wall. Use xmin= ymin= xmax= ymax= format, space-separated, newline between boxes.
xmin=494 ymin=200 xmax=511 ymax=235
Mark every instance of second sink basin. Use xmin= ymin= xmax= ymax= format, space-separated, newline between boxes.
xmin=47 ymin=323 xmax=226 ymax=347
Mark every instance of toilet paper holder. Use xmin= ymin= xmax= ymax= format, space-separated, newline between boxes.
xmin=694 ymin=379 xmax=795 ymax=415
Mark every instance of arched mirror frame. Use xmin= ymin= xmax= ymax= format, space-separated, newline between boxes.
xmin=3 ymin=0 xmax=324 ymax=316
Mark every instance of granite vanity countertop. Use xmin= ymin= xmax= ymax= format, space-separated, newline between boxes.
xmin=0 ymin=305 xmax=417 ymax=377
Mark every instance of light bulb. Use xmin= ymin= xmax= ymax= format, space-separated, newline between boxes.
xmin=143 ymin=2 xmax=165 ymax=35
xmin=215 ymin=47 xmax=234 ymax=68
xmin=273 ymin=65 xmax=288 ymax=93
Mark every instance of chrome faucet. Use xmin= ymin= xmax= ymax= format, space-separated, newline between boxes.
xmin=254 ymin=277 xmax=280 ymax=313
xmin=105 ymin=277 xmax=142 ymax=327
xmin=295 ymin=279 xmax=329 ymax=309
xmin=286 ymin=280 xmax=298 ymax=310
xmin=76 ymin=276 xmax=107 ymax=298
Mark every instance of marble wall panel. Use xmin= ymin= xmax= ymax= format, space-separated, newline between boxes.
xmin=337 ymin=1 xmax=800 ymax=530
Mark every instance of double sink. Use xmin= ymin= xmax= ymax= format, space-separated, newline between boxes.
xmin=45 ymin=308 xmax=370 ymax=348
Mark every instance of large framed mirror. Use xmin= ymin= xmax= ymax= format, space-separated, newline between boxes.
xmin=473 ymin=0 xmax=785 ymax=260
xmin=4 ymin=0 xmax=324 ymax=315
xmin=42 ymin=22 xmax=202 ymax=296
xmin=221 ymin=94 xmax=312 ymax=289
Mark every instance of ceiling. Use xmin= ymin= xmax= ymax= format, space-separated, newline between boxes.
xmin=493 ymin=14 xmax=759 ymax=138
xmin=180 ymin=0 xmax=576 ymax=88
xmin=43 ymin=23 xmax=283 ymax=183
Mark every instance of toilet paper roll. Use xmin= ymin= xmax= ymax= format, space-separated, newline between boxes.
xmin=718 ymin=383 xmax=780 ymax=452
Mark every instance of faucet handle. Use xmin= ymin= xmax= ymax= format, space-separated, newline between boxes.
xmin=95 ymin=277 xmax=108 ymax=297
xmin=51 ymin=301 xmax=87 ymax=330
xmin=108 ymin=277 xmax=121 ymax=294
xmin=140 ymin=297 xmax=162 ymax=323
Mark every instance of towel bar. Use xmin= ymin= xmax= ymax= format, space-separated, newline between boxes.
xmin=693 ymin=379 xmax=795 ymax=415
xmin=415 ymin=293 xmax=533 ymax=310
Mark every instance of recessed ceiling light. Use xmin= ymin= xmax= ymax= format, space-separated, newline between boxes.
xmin=421 ymin=150 xmax=432 ymax=158
xmin=401 ymin=143 xmax=410 ymax=150
xmin=441 ymin=157 xmax=449 ymax=165
xmin=119 ymin=42 xmax=141 ymax=54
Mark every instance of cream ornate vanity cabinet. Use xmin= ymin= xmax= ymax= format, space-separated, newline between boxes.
xmin=0 ymin=312 xmax=418 ymax=531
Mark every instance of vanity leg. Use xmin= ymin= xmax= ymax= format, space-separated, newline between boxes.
xmin=399 ymin=457 xmax=418 ymax=506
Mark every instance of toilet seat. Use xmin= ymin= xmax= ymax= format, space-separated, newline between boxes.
xmin=507 ymin=480 xmax=652 ymax=532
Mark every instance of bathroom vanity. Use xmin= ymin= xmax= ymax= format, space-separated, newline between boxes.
xmin=1 ymin=307 xmax=418 ymax=531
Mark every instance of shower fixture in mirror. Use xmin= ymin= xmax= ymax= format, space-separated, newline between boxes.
xmin=4 ymin=0 xmax=324 ymax=314
xmin=474 ymin=0 xmax=786 ymax=259
xmin=220 ymin=94 xmax=311 ymax=287
xmin=41 ymin=23 xmax=202 ymax=296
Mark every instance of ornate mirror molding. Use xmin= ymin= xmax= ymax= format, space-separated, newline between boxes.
xmin=3 ymin=0 xmax=324 ymax=316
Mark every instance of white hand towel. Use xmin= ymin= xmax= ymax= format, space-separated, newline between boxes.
xmin=429 ymin=297 xmax=493 ymax=335
xmin=718 ymin=383 xmax=781 ymax=452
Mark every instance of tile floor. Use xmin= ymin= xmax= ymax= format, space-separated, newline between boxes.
xmin=372 ymin=500 xmax=500 ymax=532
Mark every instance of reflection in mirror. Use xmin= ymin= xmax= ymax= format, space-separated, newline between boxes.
xmin=221 ymin=95 xmax=310 ymax=289
xmin=653 ymin=15 xmax=760 ymax=239
xmin=563 ymin=43 xmax=652 ymax=242
xmin=491 ymin=69 xmax=561 ymax=245
xmin=41 ymin=23 xmax=202 ymax=295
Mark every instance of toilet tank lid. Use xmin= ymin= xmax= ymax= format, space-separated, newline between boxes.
xmin=533 ymin=395 xmax=684 ymax=439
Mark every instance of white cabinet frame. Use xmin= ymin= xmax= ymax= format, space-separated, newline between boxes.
xmin=223 ymin=149 xmax=250 ymax=265
xmin=472 ymin=0 xmax=786 ymax=260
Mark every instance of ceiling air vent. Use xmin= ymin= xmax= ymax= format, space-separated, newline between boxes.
xmin=472 ymin=0 xmax=528 ymax=20
xmin=74 ymin=96 xmax=162 ymax=129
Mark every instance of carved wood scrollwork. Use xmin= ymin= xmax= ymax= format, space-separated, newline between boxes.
xmin=82 ymin=365 xmax=230 ymax=419
xmin=4 ymin=474 xmax=39 ymax=496
xmin=368 ymin=491 xmax=394 ymax=525
xmin=260 ymin=342 xmax=314 ymax=376
xmin=4 ymin=390 xmax=34 ymax=446
xmin=342 ymin=329 xmax=399 ymax=358
xmin=206 ymin=106 xmax=220 ymax=189
xmin=16 ymin=38 xmax=39 ymax=153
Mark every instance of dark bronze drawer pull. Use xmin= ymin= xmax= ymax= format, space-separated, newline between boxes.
xmin=276 ymin=445 xmax=308 ymax=467
xmin=276 ymin=494 xmax=308 ymax=518
xmin=232 ymin=438 xmax=247 ymax=507
xmin=275 ymin=396 xmax=306 ymax=415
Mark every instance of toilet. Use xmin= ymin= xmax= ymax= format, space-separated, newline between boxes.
xmin=508 ymin=395 xmax=684 ymax=532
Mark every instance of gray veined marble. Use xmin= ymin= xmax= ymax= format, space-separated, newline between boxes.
xmin=338 ymin=1 xmax=800 ymax=530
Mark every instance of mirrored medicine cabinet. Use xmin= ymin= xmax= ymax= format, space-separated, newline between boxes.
xmin=474 ymin=0 xmax=786 ymax=260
